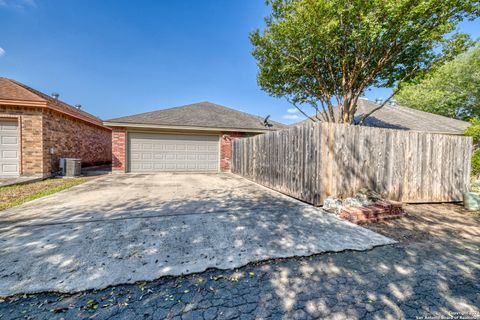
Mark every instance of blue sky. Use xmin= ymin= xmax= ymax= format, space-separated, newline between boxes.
xmin=0 ymin=0 xmax=479 ymax=124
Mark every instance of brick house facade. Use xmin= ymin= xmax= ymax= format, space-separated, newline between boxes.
xmin=0 ymin=78 xmax=111 ymax=177
xmin=104 ymin=102 xmax=284 ymax=173
xmin=109 ymin=128 xmax=247 ymax=173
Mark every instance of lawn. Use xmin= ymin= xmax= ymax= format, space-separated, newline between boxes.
xmin=0 ymin=177 xmax=93 ymax=210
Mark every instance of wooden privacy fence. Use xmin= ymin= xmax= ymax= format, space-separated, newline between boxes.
xmin=232 ymin=122 xmax=472 ymax=206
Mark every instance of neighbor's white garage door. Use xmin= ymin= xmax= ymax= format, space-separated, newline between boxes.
xmin=128 ymin=132 xmax=219 ymax=172
xmin=0 ymin=120 xmax=19 ymax=176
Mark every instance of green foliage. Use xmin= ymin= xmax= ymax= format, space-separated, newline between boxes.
xmin=465 ymin=118 xmax=480 ymax=145
xmin=465 ymin=118 xmax=480 ymax=178
xmin=250 ymin=0 xmax=479 ymax=123
xmin=471 ymin=149 xmax=480 ymax=177
xmin=397 ymin=44 xmax=480 ymax=120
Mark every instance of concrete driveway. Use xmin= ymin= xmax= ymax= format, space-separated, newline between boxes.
xmin=0 ymin=173 xmax=394 ymax=296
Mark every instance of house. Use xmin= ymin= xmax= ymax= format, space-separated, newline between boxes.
xmin=104 ymin=102 xmax=285 ymax=173
xmin=293 ymin=98 xmax=470 ymax=135
xmin=0 ymin=78 xmax=112 ymax=177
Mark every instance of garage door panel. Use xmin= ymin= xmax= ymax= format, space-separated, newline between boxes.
xmin=2 ymin=136 xmax=17 ymax=145
xmin=0 ymin=120 xmax=19 ymax=176
xmin=176 ymin=163 xmax=187 ymax=170
xmin=142 ymin=153 xmax=153 ymax=160
xmin=164 ymin=163 xmax=176 ymax=170
xmin=2 ymin=150 xmax=18 ymax=159
xmin=1 ymin=122 xmax=17 ymax=131
xmin=131 ymin=153 xmax=140 ymax=160
xmin=2 ymin=164 xmax=18 ymax=174
xmin=176 ymin=145 xmax=186 ymax=151
xmin=165 ymin=153 xmax=175 ymax=160
xmin=129 ymin=133 xmax=219 ymax=172
xmin=142 ymin=144 xmax=153 ymax=150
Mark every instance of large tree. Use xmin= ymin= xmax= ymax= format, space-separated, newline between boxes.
xmin=396 ymin=44 xmax=480 ymax=120
xmin=250 ymin=0 xmax=479 ymax=123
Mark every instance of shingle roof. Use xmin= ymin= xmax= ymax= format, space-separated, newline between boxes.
xmin=0 ymin=77 xmax=104 ymax=125
xmin=106 ymin=102 xmax=286 ymax=131
xmin=293 ymin=98 xmax=469 ymax=135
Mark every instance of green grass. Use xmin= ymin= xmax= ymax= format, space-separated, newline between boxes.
xmin=0 ymin=177 xmax=92 ymax=210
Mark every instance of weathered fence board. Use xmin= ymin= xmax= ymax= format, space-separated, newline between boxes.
xmin=232 ymin=122 xmax=472 ymax=206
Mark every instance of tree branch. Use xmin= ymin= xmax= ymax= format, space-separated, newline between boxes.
xmin=358 ymin=66 xmax=419 ymax=125
xmin=286 ymin=98 xmax=317 ymax=123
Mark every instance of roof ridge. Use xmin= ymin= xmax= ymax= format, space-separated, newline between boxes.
xmin=106 ymin=101 xmax=287 ymax=130
xmin=360 ymin=98 xmax=469 ymax=125
xmin=108 ymin=101 xmax=276 ymax=124
xmin=200 ymin=101 xmax=267 ymax=122
xmin=197 ymin=101 xmax=286 ymax=126
xmin=394 ymin=104 xmax=469 ymax=125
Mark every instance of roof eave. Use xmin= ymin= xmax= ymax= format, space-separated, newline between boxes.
xmin=102 ymin=121 xmax=277 ymax=133
xmin=45 ymin=101 xmax=107 ymax=129
xmin=0 ymin=99 xmax=47 ymax=107
xmin=0 ymin=99 xmax=109 ymax=129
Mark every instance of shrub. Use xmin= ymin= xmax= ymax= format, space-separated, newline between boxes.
xmin=465 ymin=119 xmax=480 ymax=178
xmin=464 ymin=118 xmax=480 ymax=145
xmin=471 ymin=149 xmax=480 ymax=178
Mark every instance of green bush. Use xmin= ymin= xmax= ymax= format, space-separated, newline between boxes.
xmin=471 ymin=149 xmax=480 ymax=178
xmin=465 ymin=119 xmax=480 ymax=178
xmin=464 ymin=118 xmax=480 ymax=145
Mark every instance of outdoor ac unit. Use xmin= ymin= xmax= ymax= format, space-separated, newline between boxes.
xmin=59 ymin=158 xmax=82 ymax=177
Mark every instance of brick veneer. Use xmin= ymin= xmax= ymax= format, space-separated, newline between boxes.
xmin=0 ymin=105 xmax=111 ymax=177
xmin=339 ymin=200 xmax=406 ymax=224
xmin=111 ymin=127 xmax=127 ymax=172
xmin=110 ymin=129 xmax=251 ymax=173
xmin=42 ymin=109 xmax=111 ymax=174
xmin=220 ymin=132 xmax=246 ymax=172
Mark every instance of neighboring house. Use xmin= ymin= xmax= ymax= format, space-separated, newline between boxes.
xmin=0 ymin=78 xmax=112 ymax=177
xmin=104 ymin=102 xmax=285 ymax=173
xmin=293 ymin=98 xmax=470 ymax=135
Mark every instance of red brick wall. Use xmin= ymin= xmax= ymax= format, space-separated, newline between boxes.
xmin=111 ymin=127 xmax=126 ymax=172
xmin=0 ymin=105 xmax=111 ymax=176
xmin=220 ymin=132 xmax=247 ymax=172
xmin=42 ymin=109 xmax=112 ymax=174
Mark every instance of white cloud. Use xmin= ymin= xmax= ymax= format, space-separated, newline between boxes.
xmin=287 ymin=108 xmax=298 ymax=113
xmin=282 ymin=114 xmax=300 ymax=120
xmin=0 ymin=47 xmax=5 ymax=57
xmin=0 ymin=0 xmax=35 ymax=9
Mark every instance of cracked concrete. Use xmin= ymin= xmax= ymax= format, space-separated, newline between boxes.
xmin=0 ymin=204 xmax=478 ymax=320
xmin=0 ymin=173 xmax=394 ymax=296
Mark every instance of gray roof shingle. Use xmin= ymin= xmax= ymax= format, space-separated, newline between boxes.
xmin=106 ymin=102 xmax=286 ymax=131
xmin=293 ymin=98 xmax=469 ymax=135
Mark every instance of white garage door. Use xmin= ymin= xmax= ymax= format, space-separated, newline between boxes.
xmin=129 ymin=133 xmax=219 ymax=172
xmin=0 ymin=120 xmax=19 ymax=176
